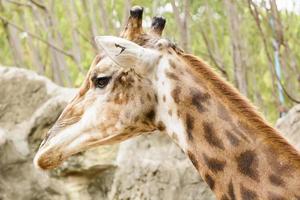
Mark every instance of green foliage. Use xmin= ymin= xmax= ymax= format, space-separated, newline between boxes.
xmin=0 ymin=0 xmax=299 ymax=123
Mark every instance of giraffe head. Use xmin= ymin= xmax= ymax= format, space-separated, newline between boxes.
xmin=34 ymin=6 xmax=174 ymax=170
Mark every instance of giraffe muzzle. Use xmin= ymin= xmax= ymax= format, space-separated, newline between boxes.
xmin=34 ymin=148 xmax=64 ymax=170
xmin=33 ymin=125 xmax=82 ymax=170
xmin=33 ymin=122 xmax=104 ymax=170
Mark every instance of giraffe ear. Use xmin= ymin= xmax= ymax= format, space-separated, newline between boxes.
xmin=95 ymin=36 xmax=159 ymax=73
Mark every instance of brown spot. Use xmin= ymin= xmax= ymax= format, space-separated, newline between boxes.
xmin=240 ymin=185 xmax=257 ymax=200
xmin=113 ymin=93 xmax=124 ymax=104
xmin=157 ymin=121 xmax=166 ymax=131
xmin=236 ymin=150 xmax=259 ymax=181
xmin=154 ymin=94 xmax=158 ymax=103
xmin=268 ymin=192 xmax=286 ymax=200
xmin=187 ymin=150 xmax=198 ymax=169
xmin=203 ymin=122 xmax=225 ymax=150
xmin=147 ymin=93 xmax=152 ymax=101
xmin=171 ymin=86 xmax=181 ymax=104
xmin=186 ymin=113 xmax=194 ymax=141
xmin=163 ymin=95 xmax=166 ymax=102
xmin=203 ymin=154 xmax=226 ymax=173
xmin=137 ymin=85 xmax=142 ymax=91
xmin=225 ymin=130 xmax=240 ymax=146
xmin=168 ymin=109 xmax=172 ymax=116
xmin=177 ymin=110 xmax=181 ymax=117
xmin=190 ymin=88 xmax=210 ymax=113
xmin=221 ymin=195 xmax=229 ymax=200
xmin=204 ymin=174 xmax=215 ymax=190
xmin=228 ymin=180 xmax=236 ymax=200
xmin=169 ymin=59 xmax=177 ymax=69
xmin=268 ymin=174 xmax=285 ymax=187
xmin=128 ymin=127 xmax=136 ymax=131
xmin=145 ymin=109 xmax=156 ymax=121
xmin=165 ymin=70 xmax=179 ymax=80
xmin=142 ymin=120 xmax=150 ymax=126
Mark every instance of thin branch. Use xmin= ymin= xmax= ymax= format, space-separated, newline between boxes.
xmin=199 ymin=27 xmax=228 ymax=79
xmin=29 ymin=0 xmax=47 ymax=11
xmin=247 ymin=0 xmax=279 ymax=105
xmin=190 ymin=9 xmax=228 ymax=79
xmin=247 ymin=0 xmax=300 ymax=104
xmin=248 ymin=1 xmax=274 ymax=70
xmin=75 ymin=28 xmax=95 ymax=48
xmin=275 ymin=73 xmax=300 ymax=103
xmin=0 ymin=15 xmax=74 ymax=59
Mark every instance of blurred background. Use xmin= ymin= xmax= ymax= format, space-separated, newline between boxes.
xmin=0 ymin=0 xmax=300 ymax=200
xmin=1 ymin=0 xmax=300 ymax=122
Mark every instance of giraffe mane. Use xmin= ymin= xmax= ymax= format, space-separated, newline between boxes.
xmin=180 ymin=52 xmax=300 ymax=167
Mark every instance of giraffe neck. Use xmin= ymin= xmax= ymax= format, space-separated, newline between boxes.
xmin=154 ymin=53 xmax=300 ymax=200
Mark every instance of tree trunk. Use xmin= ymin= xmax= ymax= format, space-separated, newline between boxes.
xmin=19 ymin=10 xmax=44 ymax=74
xmin=202 ymin=0 xmax=228 ymax=79
xmin=82 ymin=0 xmax=98 ymax=44
xmin=121 ymin=0 xmax=131 ymax=32
xmin=0 ymin=0 xmax=24 ymax=67
xmin=170 ymin=0 xmax=190 ymax=52
xmin=223 ymin=0 xmax=248 ymax=96
xmin=269 ymin=0 xmax=300 ymax=102
xmin=247 ymin=0 xmax=281 ymax=109
xmin=98 ymin=0 xmax=110 ymax=34
xmin=63 ymin=0 xmax=84 ymax=74
xmin=30 ymin=0 xmax=70 ymax=86
xmin=48 ymin=0 xmax=72 ymax=86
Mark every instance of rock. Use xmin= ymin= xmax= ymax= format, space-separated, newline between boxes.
xmin=276 ymin=104 xmax=300 ymax=150
xmin=0 ymin=66 xmax=117 ymax=200
xmin=109 ymin=132 xmax=214 ymax=200
xmin=0 ymin=128 xmax=6 ymax=146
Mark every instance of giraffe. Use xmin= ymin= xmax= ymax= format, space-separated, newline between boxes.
xmin=34 ymin=6 xmax=300 ymax=200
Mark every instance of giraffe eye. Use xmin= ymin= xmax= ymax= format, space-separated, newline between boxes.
xmin=94 ymin=76 xmax=111 ymax=89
